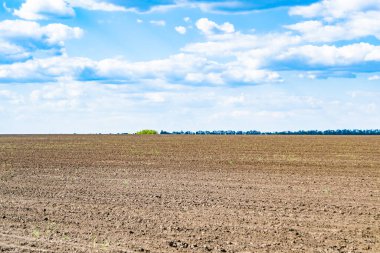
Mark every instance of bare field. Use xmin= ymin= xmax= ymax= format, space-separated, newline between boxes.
xmin=0 ymin=135 xmax=379 ymax=253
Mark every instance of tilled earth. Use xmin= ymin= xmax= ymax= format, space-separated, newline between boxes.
xmin=0 ymin=135 xmax=379 ymax=253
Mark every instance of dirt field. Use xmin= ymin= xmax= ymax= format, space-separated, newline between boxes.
xmin=0 ymin=135 xmax=379 ymax=253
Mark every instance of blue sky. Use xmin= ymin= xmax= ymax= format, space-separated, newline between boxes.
xmin=0 ymin=0 xmax=380 ymax=133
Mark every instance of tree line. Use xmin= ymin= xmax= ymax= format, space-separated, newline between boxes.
xmin=159 ymin=129 xmax=380 ymax=135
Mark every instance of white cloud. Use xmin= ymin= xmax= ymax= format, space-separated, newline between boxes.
xmin=150 ymin=20 xmax=166 ymax=27
xmin=289 ymin=0 xmax=380 ymax=21
xmin=175 ymin=26 xmax=187 ymax=35
xmin=13 ymin=0 xmax=126 ymax=20
xmin=195 ymin=18 xmax=235 ymax=35
xmin=286 ymin=20 xmax=344 ymax=42
xmin=182 ymin=32 xmax=301 ymax=72
xmin=368 ymin=75 xmax=380 ymax=81
xmin=42 ymin=23 xmax=83 ymax=45
xmin=93 ymin=53 xmax=214 ymax=81
xmin=0 ymin=40 xmax=30 ymax=62
xmin=0 ymin=46 xmax=282 ymax=85
xmin=0 ymin=54 xmax=207 ymax=83
xmin=0 ymin=19 xmax=82 ymax=61
xmin=14 ymin=0 xmax=75 ymax=20
xmin=183 ymin=33 xmax=258 ymax=57
xmin=286 ymin=11 xmax=380 ymax=42
xmin=137 ymin=19 xmax=143 ymax=24
xmin=0 ymin=19 xmax=41 ymax=38
xmin=223 ymin=64 xmax=281 ymax=84
xmin=184 ymin=17 xmax=191 ymax=22
xmin=93 ymin=52 xmax=281 ymax=84
xmin=278 ymin=43 xmax=380 ymax=66
xmin=0 ymin=19 xmax=83 ymax=45
xmin=185 ymin=72 xmax=224 ymax=85
xmin=69 ymin=0 xmax=127 ymax=12
xmin=0 ymin=56 xmax=92 ymax=82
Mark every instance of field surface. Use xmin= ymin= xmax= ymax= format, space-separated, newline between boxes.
xmin=0 ymin=135 xmax=379 ymax=253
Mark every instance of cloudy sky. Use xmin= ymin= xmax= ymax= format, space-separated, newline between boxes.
xmin=0 ymin=0 xmax=380 ymax=133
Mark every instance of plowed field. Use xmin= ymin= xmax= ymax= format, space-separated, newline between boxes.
xmin=0 ymin=135 xmax=379 ymax=252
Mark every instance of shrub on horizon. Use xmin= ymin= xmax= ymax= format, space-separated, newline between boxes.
xmin=135 ymin=129 xmax=158 ymax=135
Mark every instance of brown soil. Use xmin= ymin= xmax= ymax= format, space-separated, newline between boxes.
xmin=0 ymin=135 xmax=379 ymax=253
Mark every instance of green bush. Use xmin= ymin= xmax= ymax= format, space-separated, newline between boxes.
xmin=135 ymin=129 xmax=158 ymax=135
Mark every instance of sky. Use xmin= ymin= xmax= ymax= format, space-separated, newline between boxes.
xmin=0 ymin=0 xmax=380 ymax=134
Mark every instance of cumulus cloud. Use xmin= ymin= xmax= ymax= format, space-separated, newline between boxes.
xmin=0 ymin=47 xmax=282 ymax=85
xmin=184 ymin=24 xmax=380 ymax=77
xmin=0 ymin=19 xmax=82 ymax=62
xmin=13 ymin=0 xmax=126 ymax=20
xmin=0 ymin=55 xmax=204 ymax=83
xmin=0 ymin=19 xmax=82 ymax=44
xmin=90 ymin=54 xmax=209 ymax=81
xmin=196 ymin=18 xmax=235 ymax=35
xmin=183 ymin=33 xmax=259 ymax=56
xmin=279 ymin=0 xmax=380 ymax=76
xmin=0 ymin=56 xmax=91 ymax=82
xmin=289 ymin=0 xmax=380 ymax=21
xmin=277 ymin=43 xmax=380 ymax=66
xmin=0 ymin=40 xmax=30 ymax=63
xmin=286 ymin=11 xmax=380 ymax=42
xmin=14 ymin=0 xmax=74 ymax=20
xmin=183 ymin=32 xmax=301 ymax=66
xmin=175 ymin=26 xmax=187 ymax=35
